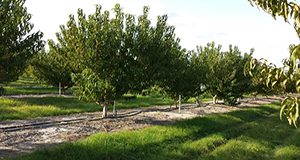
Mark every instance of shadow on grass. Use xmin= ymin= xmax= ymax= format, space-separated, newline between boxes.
xmin=14 ymin=105 xmax=295 ymax=160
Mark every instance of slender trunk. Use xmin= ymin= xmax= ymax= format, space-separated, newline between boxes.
xmin=213 ymin=95 xmax=217 ymax=104
xmin=102 ymin=104 xmax=108 ymax=118
xmin=113 ymin=100 xmax=117 ymax=117
xmin=178 ymin=95 xmax=181 ymax=113
xmin=196 ymin=99 xmax=200 ymax=107
xmin=58 ymin=82 xmax=61 ymax=96
xmin=196 ymin=96 xmax=201 ymax=107
xmin=196 ymin=97 xmax=204 ymax=107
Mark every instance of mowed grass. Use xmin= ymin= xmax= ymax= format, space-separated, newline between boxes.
xmin=0 ymin=95 xmax=173 ymax=121
xmin=4 ymin=86 xmax=60 ymax=95
xmin=11 ymin=103 xmax=300 ymax=160
xmin=3 ymin=76 xmax=62 ymax=95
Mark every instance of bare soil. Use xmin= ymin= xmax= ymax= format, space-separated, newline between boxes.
xmin=0 ymin=96 xmax=281 ymax=159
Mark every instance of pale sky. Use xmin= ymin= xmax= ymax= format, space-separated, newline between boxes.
xmin=25 ymin=0 xmax=299 ymax=66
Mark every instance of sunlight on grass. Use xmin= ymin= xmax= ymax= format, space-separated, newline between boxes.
xmin=0 ymin=98 xmax=68 ymax=120
xmin=205 ymin=139 xmax=271 ymax=160
xmin=181 ymin=134 xmax=226 ymax=156
xmin=274 ymin=145 xmax=300 ymax=160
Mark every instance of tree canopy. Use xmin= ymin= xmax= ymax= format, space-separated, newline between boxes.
xmin=31 ymin=47 xmax=74 ymax=90
xmin=0 ymin=0 xmax=44 ymax=83
xmin=50 ymin=4 xmax=183 ymax=117
xmin=193 ymin=42 xmax=253 ymax=105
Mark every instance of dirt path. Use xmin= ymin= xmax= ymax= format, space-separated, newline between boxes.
xmin=0 ymin=96 xmax=281 ymax=159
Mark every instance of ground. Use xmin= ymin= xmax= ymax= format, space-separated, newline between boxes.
xmin=0 ymin=96 xmax=280 ymax=159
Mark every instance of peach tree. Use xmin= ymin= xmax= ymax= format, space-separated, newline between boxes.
xmin=50 ymin=4 xmax=183 ymax=117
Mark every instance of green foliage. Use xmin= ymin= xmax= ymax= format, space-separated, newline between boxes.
xmin=159 ymin=51 xmax=196 ymax=102
xmin=296 ymin=79 xmax=300 ymax=92
xmin=51 ymin=4 xmax=136 ymax=108
xmin=246 ymin=56 xmax=300 ymax=127
xmin=142 ymin=85 xmax=167 ymax=97
xmin=0 ymin=0 xmax=44 ymax=83
xmin=72 ymin=69 xmax=116 ymax=104
xmin=51 ymin=3 xmax=183 ymax=112
xmin=249 ymin=0 xmax=300 ymax=127
xmin=290 ymin=44 xmax=300 ymax=69
xmin=245 ymin=58 xmax=287 ymax=95
xmin=31 ymin=48 xmax=74 ymax=90
xmin=281 ymin=96 xmax=299 ymax=127
xmin=189 ymin=50 xmax=208 ymax=97
xmin=194 ymin=42 xmax=253 ymax=105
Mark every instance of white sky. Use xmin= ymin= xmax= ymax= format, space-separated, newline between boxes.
xmin=25 ymin=0 xmax=300 ymax=66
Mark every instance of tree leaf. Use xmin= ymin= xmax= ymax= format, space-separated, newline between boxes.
xmin=290 ymin=44 xmax=300 ymax=69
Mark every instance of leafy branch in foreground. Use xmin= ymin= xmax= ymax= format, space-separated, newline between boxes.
xmin=248 ymin=0 xmax=300 ymax=127
xmin=280 ymin=96 xmax=299 ymax=127
xmin=245 ymin=56 xmax=300 ymax=127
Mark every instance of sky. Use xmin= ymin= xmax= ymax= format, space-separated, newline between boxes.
xmin=25 ymin=0 xmax=300 ymax=66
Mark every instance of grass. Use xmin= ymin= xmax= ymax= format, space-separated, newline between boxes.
xmin=3 ymin=86 xmax=60 ymax=95
xmin=2 ymin=76 xmax=63 ymax=95
xmin=0 ymin=95 xmax=173 ymax=121
xmin=11 ymin=103 xmax=300 ymax=160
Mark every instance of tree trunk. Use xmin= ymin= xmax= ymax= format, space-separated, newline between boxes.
xmin=113 ymin=100 xmax=117 ymax=117
xmin=178 ymin=95 xmax=181 ymax=113
xmin=196 ymin=97 xmax=205 ymax=107
xmin=102 ymin=104 xmax=108 ymax=118
xmin=196 ymin=98 xmax=200 ymax=107
xmin=213 ymin=95 xmax=217 ymax=104
xmin=58 ymin=82 xmax=61 ymax=96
